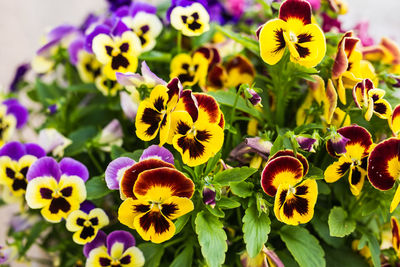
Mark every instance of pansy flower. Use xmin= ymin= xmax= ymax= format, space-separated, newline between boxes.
xmin=367 ymin=138 xmax=400 ymax=212
xmin=76 ymin=51 xmax=102 ymax=83
xmin=225 ymin=55 xmax=255 ymax=88
xmin=0 ymin=142 xmax=45 ymax=199
xmin=135 ymin=79 xmax=181 ymax=145
xmin=296 ymin=76 xmax=337 ymax=126
xmin=168 ymin=92 xmax=224 ymax=166
xmin=37 ymin=128 xmax=72 ymax=158
xmin=353 ymin=78 xmax=392 ymax=121
xmin=257 ymin=0 xmax=326 ymax=67
xmin=170 ymin=52 xmax=209 ymax=87
xmin=25 ymin=157 xmax=88 ymax=223
xmin=120 ymin=91 xmax=140 ymax=120
xmin=84 ymin=230 xmax=144 ymax=267
xmin=363 ymin=37 xmax=400 ymax=74
xmin=97 ymin=119 xmax=123 ymax=152
xmin=92 ymin=30 xmax=142 ymax=80
xmin=261 ymin=150 xmax=317 ymax=225
xmin=390 ymin=104 xmax=400 ymax=137
xmin=391 ymin=216 xmax=400 ymax=258
xmin=118 ymin=2 xmax=163 ymax=52
xmin=116 ymin=61 xmax=166 ymax=93
xmin=119 ymin=167 xmax=194 ymax=243
xmin=95 ymin=71 xmax=124 ymax=96
xmin=169 ymin=1 xmax=210 ymax=36
xmin=66 ymin=201 xmax=109 ymax=245
xmin=0 ymin=99 xmax=29 ymax=146
xmin=105 ymin=145 xmax=174 ymax=199
xmin=324 ymin=125 xmax=373 ymax=196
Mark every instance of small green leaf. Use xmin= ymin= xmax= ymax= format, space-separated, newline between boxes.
xmin=195 ymin=211 xmax=227 ymax=267
xmin=217 ymin=196 xmax=241 ymax=209
xmin=204 ymin=152 xmax=221 ymax=176
xmin=213 ymin=167 xmax=257 ymax=185
xmin=242 ymin=205 xmax=271 ymax=257
xmin=139 ymin=50 xmax=171 ymax=62
xmin=64 ymin=126 xmax=97 ymax=156
xmin=206 ymin=205 xmax=225 ymax=218
xmin=137 ymin=243 xmax=165 ymax=267
xmin=358 ymin=229 xmax=381 ymax=267
xmin=270 ymin=135 xmax=284 ymax=156
xmin=280 ymin=225 xmax=325 ymax=267
xmin=328 ymin=206 xmax=356 ymax=237
xmin=111 ymin=145 xmax=127 ymax=160
xmin=86 ymin=176 xmax=111 ymax=200
xmin=305 ymin=166 xmax=324 ymax=180
xmin=174 ymin=213 xmax=190 ymax=235
xmin=230 ymin=181 xmax=254 ymax=198
xmin=170 ymin=245 xmax=194 ymax=267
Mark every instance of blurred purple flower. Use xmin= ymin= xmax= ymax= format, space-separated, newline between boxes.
xmin=9 ymin=63 xmax=30 ymax=92
xmin=106 ymin=0 xmax=132 ymax=12
xmin=354 ymin=21 xmax=374 ymax=46
xmin=322 ymin=13 xmax=343 ymax=33
xmin=2 ymin=98 xmax=28 ymax=129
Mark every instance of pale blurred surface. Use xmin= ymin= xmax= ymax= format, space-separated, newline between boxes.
xmin=0 ymin=0 xmax=400 ymax=266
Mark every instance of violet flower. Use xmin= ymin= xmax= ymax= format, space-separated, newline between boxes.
xmin=202 ymin=186 xmax=216 ymax=208
xmin=98 ymin=119 xmax=123 ymax=151
xmin=83 ymin=230 xmax=144 ymax=266
xmin=9 ymin=63 xmax=30 ymax=92
xmin=106 ymin=0 xmax=132 ymax=12
xmin=328 ymin=132 xmax=350 ymax=155
xmin=2 ymin=98 xmax=28 ymax=129
xmin=10 ymin=213 xmax=40 ymax=232
xmin=322 ymin=13 xmax=343 ymax=33
xmin=0 ymin=245 xmax=17 ymax=264
xmin=247 ymin=88 xmax=262 ymax=106
xmin=296 ymin=136 xmax=317 ymax=152
xmin=354 ymin=21 xmax=374 ymax=47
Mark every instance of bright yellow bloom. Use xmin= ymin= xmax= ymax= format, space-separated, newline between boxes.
xmin=170 ymin=52 xmax=209 ymax=87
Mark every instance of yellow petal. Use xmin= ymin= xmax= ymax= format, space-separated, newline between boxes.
xmin=391 ymin=186 xmax=400 ymax=213
xmin=259 ymin=19 xmax=288 ymax=65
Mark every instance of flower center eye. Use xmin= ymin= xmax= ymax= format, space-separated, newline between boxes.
xmin=84 ymin=221 xmax=91 ymax=227
xmin=52 ymin=191 xmax=61 ymax=198
xmin=289 ymin=32 xmax=298 ymax=43
xmin=111 ymin=50 xmax=119 ymax=57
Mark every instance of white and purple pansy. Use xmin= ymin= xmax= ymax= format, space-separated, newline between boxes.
xmin=105 ymin=145 xmax=174 ymax=197
xmin=168 ymin=0 xmax=210 ymax=36
xmin=66 ymin=200 xmax=109 ymax=245
xmin=115 ymin=2 xmax=163 ymax=52
xmin=25 ymin=157 xmax=88 ymax=223
xmin=116 ymin=61 xmax=166 ymax=93
xmin=0 ymin=99 xmax=28 ymax=146
xmin=0 ymin=141 xmax=45 ymax=198
xmin=84 ymin=230 xmax=145 ymax=267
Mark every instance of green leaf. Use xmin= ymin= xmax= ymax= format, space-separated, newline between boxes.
xmin=305 ymin=165 xmax=324 ymax=180
xmin=195 ymin=211 xmax=227 ymax=267
xmin=213 ymin=167 xmax=257 ymax=185
xmin=174 ymin=213 xmax=190 ymax=235
xmin=111 ymin=145 xmax=127 ymax=160
xmin=21 ymin=221 xmax=50 ymax=255
xmin=86 ymin=176 xmax=111 ymax=200
xmin=139 ymin=50 xmax=171 ymax=62
xmin=208 ymin=90 xmax=263 ymax=121
xmin=328 ymin=206 xmax=356 ymax=237
xmin=67 ymin=83 xmax=97 ymax=93
xmin=215 ymin=25 xmax=259 ymax=55
xmin=217 ymin=196 xmax=241 ymax=209
xmin=242 ymin=205 xmax=271 ymax=257
xmin=230 ymin=181 xmax=254 ymax=198
xmin=206 ymin=205 xmax=225 ymax=218
xmin=64 ymin=126 xmax=97 ymax=156
xmin=358 ymin=229 xmax=381 ymax=267
xmin=137 ymin=243 xmax=165 ymax=267
xmin=170 ymin=245 xmax=194 ymax=267
xmin=270 ymin=135 xmax=284 ymax=156
xmin=317 ymin=180 xmax=331 ymax=195
xmin=35 ymin=79 xmax=62 ymax=106
xmin=324 ymin=245 xmax=367 ymax=267
xmin=280 ymin=225 xmax=325 ymax=267
xmin=204 ymin=152 xmax=221 ymax=176
xmin=311 ymin=211 xmax=344 ymax=248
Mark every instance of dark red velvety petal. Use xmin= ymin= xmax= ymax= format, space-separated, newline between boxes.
xmin=268 ymin=150 xmax=309 ymax=176
xmin=279 ymin=0 xmax=312 ymax=25
xmin=368 ymin=138 xmax=400 ymax=191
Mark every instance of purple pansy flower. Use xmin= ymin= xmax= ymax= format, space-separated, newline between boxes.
xmin=66 ymin=200 xmax=109 ymax=245
xmin=296 ymin=136 xmax=317 ymax=152
xmin=246 ymin=88 xmax=262 ymax=106
xmin=0 ymin=245 xmax=17 ymax=264
xmin=2 ymin=98 xmax=28 ymax=129
xmin=9 ymin=63 xmax=30 ymax=92
xmin=106 ymin=0 xmax=132 ymax=12
xmin=37 ymin=25 xmax=77 ymax=56
xmin=114 ymin=1 xmax=157 ymax=18
xmin=329 ymin=132 xmax=350 ymax=155
xmin=105 ymin=145 xmax=174 ymax=192
xmin=25 ymin=157 xmax=88 ymax=223
xmin=0 ymin=141 xmax=45 ymax=198
xmin=84 ymin=230 xmax=144 ymax=266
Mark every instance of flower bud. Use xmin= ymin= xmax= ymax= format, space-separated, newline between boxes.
xmin=295 ymin=136 xmax=317 ymax=152
xmin=202 ymin=186 xmax=216 ymax=208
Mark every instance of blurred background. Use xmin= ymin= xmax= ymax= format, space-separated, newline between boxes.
xmin=0 ymin=0 xmax=399 ymax=265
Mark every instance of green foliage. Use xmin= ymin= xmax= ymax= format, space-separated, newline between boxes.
xmin=280 ymin=226 xmax=326 ymax=267
xmin=86 ymin=176 xmax=111 ymax=200
xmin=138 ymin=243 xmax=165 ymax=267
xmin=195 ymin=211 xmax=228 ymax=267
xmin=213 ymin=166 xmax=257 ymax=185
xmin=242 ymin=204 xmax=271 ymax=257
xmin=328 ymin=206 xmax=356 ymax=237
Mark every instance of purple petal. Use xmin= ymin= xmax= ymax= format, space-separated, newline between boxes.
xmin=68 ymin=37 xmax=85 ymax=65
xmin=105 ymin=157 xmax=135 ymax=190
xmin=296 ymin=136 xmax=317 ymax=152
xmin=80 ymin=200 xmax=96 ymax=214
xmin=116 ymin=72 xmax=144 ymax=87
xmin=80 ymin=13 xmax=100 ymax=32
xmin=59 ymin=157 xmax=89 ymax=182
xmin=48 ymin=104 xmax=58 ymax=114
xmin=120 ymin=91 xmax=138 ymax=120
xmin=130 ymin=1 xmax=157 ymax=17
xmin=0 ymin=142 xmax=25 ymax=161
xmin=85 ymin=24 xmax=111 ymax=52
xmin=247 ymin=88 xmax=261 ymax=106
xmin=141 ymin=61 xmax=166 ymax=86
xmin=330 ymin=134 xmax=350 ymax=155
xmin=244 ymin=137 xmax=272 ymax=159
xmin=83 ymin=230 xmax=107 ymax=257
xmin=114 ymin=6 xmax=130 ymax=17
xmin=47 ymin=25 xmax=76 ymax=41
xmin=107 ymin=0 xmax=132 ymax=12
xmin=202 ymin=186 xmax=216 ymax=207
xmin=37 ymin=38 xmax=62 ymax=56
xmin=112 ymin=19 xmax=130 ymax=37
xmin=9 ymin=63 xmax=30 ymax=92
xmin=26 ymin=157 xmax=61 ymax=182
xmin=140 ymin=145 xmax=174 ymax=165
xmin=5 ymin=102 xmax=28 ymax=128
xmin=24 ymin=143 xmax=46 ymax=159
xmin=106 ymin=230 xmax=135 ymax=256
xmin=167 ymin=0 xmax=209 ymax=22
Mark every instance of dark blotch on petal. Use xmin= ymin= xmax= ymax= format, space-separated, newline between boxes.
xmin=119 ymin=43 xmax=129 ymax=53
xmin=80 ymin=226 xmax=95 ymax=240
xmin=99 ymin=257 xmax=111 ymax=266
xmin=6 ymin=168 xmax=15 ymax=178
xmin=297 ymin=33 xmax=312 ymax=43
xmin=40 ymin=188 xmax=53 ymax=199
xmin=295 ymin=44 xmax=310 ymax=58
xmin=141 ymin=108 xmax=162 ymax=136
xmin=111 ymin=54 xmax=130 ymax=70
xmin=161 ymin=203 xmax=178 ymax=218
xmin=60 ymin=186 xmax=73 ymax=197
xmin=351 ymin=167 xmax=362 ymax=185
xmin=12 ymin=179 xmax=27 ymax=191
xmin=295 ymin=185 xmax=308 ymax=195
xmin=273 ymin=29 xmax=286 ymax=54
xmin=283 ymin=196 xmax=309 ymax=218
xmin=374 ymin=102 xmax=387 ymax=115
xmin=177 ymin=136 xmax=205 ymax=159
xmin=139 ymin=211 xmax=171 ymax=234
xmin=90 ymin=217 xmax=99 ymax=226
xmin=49 ymin=197 xmax=71 ymax=214
xmin=134 ymin=204 xmax=151 ymax=213
xmin=76 ymin=218 xmax=85 ymax=226
xmin=120 ymin=255 xmax=131 ymax=264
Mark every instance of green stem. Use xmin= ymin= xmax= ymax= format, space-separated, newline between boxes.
xmin=229 ymin=88 xmax=241 ymax=125
xmin=177 ymin=31 xmax=182 ymax=54
xmin=163 ymin=236 xmax=186 ymax=248
xmin=88 ymin=148 xmax=103 ymax=173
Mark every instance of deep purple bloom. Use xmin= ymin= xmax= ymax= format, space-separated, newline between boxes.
xmin=247 ymin=88 xmax=262 ymax=106
xmin=36 ymin=25 xmax=77 ymax=55
xmin=167 ymin=0 xmax=209 ymax=22
xmin=322 ymin=13 xmax=343 ymax=33
xmin=85 ymin=24 xmax=112 ymax=52
xmin=48 ymin=104 xmax=58 ymax=114
xmin=80 ymin=13 xmax=100 ymax=33
xmin=296 ymin=136 xmax=317 ymax=152
xmin=114 ymin=1 xmax=157 ymax=18
xmin=329 ymin=133 xmax=349 ymax=155
xmin=2 ymin=99 xmax=28 ymax=129
xmin=9 ymin=63 xmax=30 ymax=92
xmin=80 ymin=200 xmax=96 ymax=214
xmin=68 ymin=36 xmax=85 ymax=65
xmin=106 ymin=0 xmax=132 ymax=12
xmin=0 ymin=141 xmax=45 ymax=161
xmin=202 ymin=186 xmax=216 ymax=208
